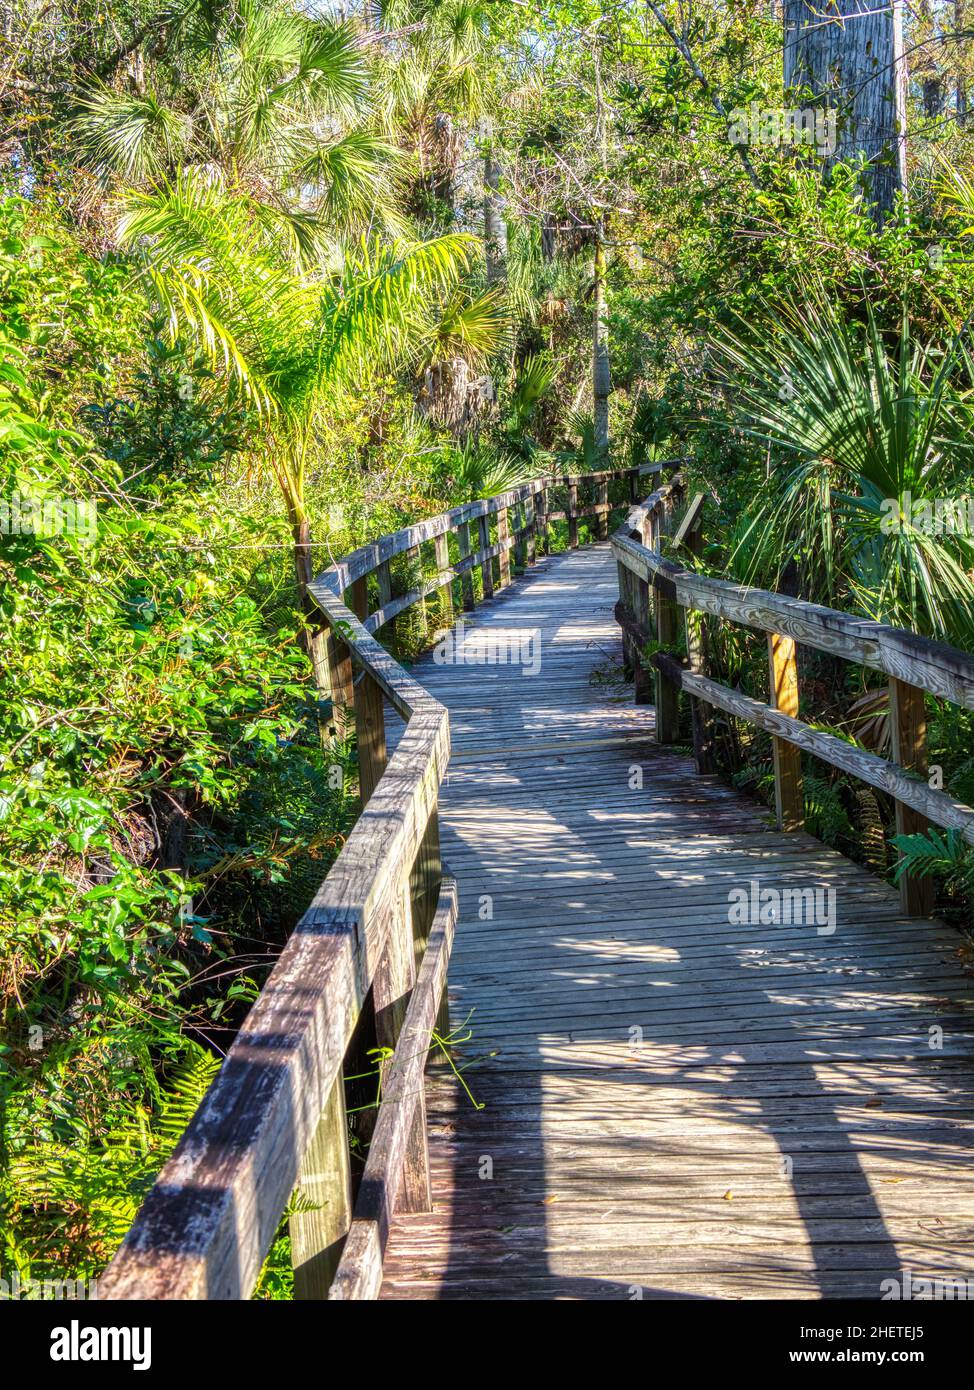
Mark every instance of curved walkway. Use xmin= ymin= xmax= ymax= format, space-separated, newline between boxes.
xmin=380 ymin=544 xmax=974 ymax=1300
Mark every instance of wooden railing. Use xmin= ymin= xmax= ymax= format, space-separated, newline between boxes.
xmin=99 ymin=461 xmax=658 ymax=1301
xmin=613 ymin=476 xmax=974 ymax=917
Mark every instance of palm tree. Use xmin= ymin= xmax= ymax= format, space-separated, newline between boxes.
xmin=74 ymin=2 xmax=404 ymax=252
xmin=708 ymin=296 xmax=974 ymax=645
xmin=117 ymin=173 xmax=473 ymax=697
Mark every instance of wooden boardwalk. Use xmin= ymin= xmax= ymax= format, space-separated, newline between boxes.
xmin=380 ymin=544 xmax=974 ymax=1300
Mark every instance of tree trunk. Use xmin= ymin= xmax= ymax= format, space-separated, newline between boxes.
xmin=783 ymin=0 xmax=908 ymax=220
xmin=291 ymin=513 xmax=333 ymax=738
xmin=592 ymin=231 xmax=610 ymax=464
xmin=483 ymin=146 xmax=507 ymax=284
xmin=540 ymin=213 xmax=556 ymax=261
xmin=958 ymin=0 xmax=969 ymax=126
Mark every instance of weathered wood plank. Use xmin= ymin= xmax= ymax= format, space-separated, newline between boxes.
xmin=329 ymin=878 xmax=457 ymax=1301
xmin=889 ymin=678 xmax=935 ymax=917
xmin=768 ymin=632 xmax=804 ymax=831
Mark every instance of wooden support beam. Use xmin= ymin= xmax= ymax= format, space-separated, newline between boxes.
xmin=328 ymin=879 xmax=457 ymax=1301
xmin=525 ymin=495 xmax=537 ymax=565
xmin=433 ymin=531 xmax=453 ymax=626
xmin=686 ymin=607 xmax=716 ymax=773
xmin=568 ymin=482 xmax=579 ymax=549
xmin=536 ymin=487 xmax=548 ymax=555
xmin=477 ymin=514 xmax=494 ymax=598
xmin=375 ymin=560 xmax=393 ymax=629
xmin=372 ymin=877 xmax=429 ymax=1213
xmin=768 ymin=633 xmax=804 ymax=831
xmin=290 ymin=1071 xmax=353 ymax=1299
xmin=497 ymin=506 xmax=511 ymax=588
xmin=633 ymin=575 xmax=653 ymax=706
xmin=354 ymin=669 xmax=387 ymax=807
xmin=326 ymin=630 xmax=355 ymax=741
xmin=456 ymin=521 xmax=475 ymax=611
xmin=672 ymin=492 xmax=706 ymax=553
xmin=654 ymin=574 xmax=681 ymax=743
xmin=347 ymin=576 xmax=368 ymax=624
xmin=596 ymin=479 xmax=609 ymax=540
xmin=889 ymin=677 xmax=935 ymax=916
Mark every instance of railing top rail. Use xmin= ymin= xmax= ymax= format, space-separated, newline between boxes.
xmin=318 ymin=460 xmax=677 ymax=596
xmin=614 ymin=491 xmax=974 ymax=712
xmin=104 ymin=460 xmax=669 ymax=1300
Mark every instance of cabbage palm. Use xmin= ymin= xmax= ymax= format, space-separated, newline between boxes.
xmin=708 ymin=297 xmax=974 ymax=644
xmin=74 ymin=3 xmax=404 ymax=251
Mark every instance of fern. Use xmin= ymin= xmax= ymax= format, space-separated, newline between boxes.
xmin=891 ymin=828 xmax=974 ymax=894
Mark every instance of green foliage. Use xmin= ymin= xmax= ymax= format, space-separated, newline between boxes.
xmin=891 ymin=828 xmax=974 ymax=896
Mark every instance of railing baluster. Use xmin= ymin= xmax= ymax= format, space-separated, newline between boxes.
xmin=354 ymin=669 xmax=387 ymax=806
xmin=326 ymin=622 xmax=355 ymax=742
xmin=497 ymin=505 xmax=511 ymax=588
xmin=456 ymin=520 xmax=475 ymax=611
xmin=375 ymin=559 xmax=393 ymax=627
xmin=373 ymin=877 xmax=431 ymax=1212
xmin=525 ymin=494 xmax=537 ymax=566
xmin=889 ymin=677 xmax=935 ymax=915
xmin=290 ymin=1072 xmax=353 ymax=1299
xmin=433 ymin=530 xmax=453 ymax=626
xmin=767 ymin=633 xmax=804 ymax=830
xmin=596 ymin=478 xmax=609 ymax=540
xmin=653 ymin=572 xmax=681 ymax=742
xmin=633 ymin=574 xmax=653 ymax=706
xmin=477 ymin=513 xmax=494 ymax=598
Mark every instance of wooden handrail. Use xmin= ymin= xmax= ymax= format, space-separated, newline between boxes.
xmin=100 ymin=458 xmax=673 ymax=1301
xmin=613 ymin=481 xmax=974 ymax=914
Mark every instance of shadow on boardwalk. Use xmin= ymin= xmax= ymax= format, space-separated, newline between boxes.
xmin=380 ymin=546 xmax=974 ymax=1300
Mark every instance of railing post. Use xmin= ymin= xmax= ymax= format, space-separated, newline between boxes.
xmin=628 ymin=467 xmax=639 ymax=503
xmin=525 ymin=494 xmax=537 ymax=566
xmin=371 ymin=800 xmax=443 ymax=1216
xmin=768 ymin=633 xmax=804 ymax=830
xmin=596 ymin=478 xmax=609 ymax=541
xmin=375 ymin=559 xmax=393 ymax=629
xmin=373 ymin=878 xmax=431 ymax=1213
xmin=889 ymin=677 xmax=935 ymax=916
xmin=633 ymin=575 xmax=653 ymax=704
xmin=654 ymin=573 xmax=681 ymax=742
xmin=354 ymin=669 xmax=387 ymax=806
xmin=326 ymin=623 xmax=355 ymax=742
xmin=685 ymin=608 xmax=716 ymax=773
xmin=536 ymin=486 xmax=548 ymax=556
xmin=477 ymin=512 xmax=494 ymax=598
xmin=433 ymin=530 xmax=453 ymax=626
xmin=456 ymin=520 xmax=475 ymax=611
xmin=568 ymin=481 xmax=579 ymax=549
xmin=290 ymin=1071 xmax=353 ymax=1298
xmin=497 ymin=506 xmax=511 ymax=589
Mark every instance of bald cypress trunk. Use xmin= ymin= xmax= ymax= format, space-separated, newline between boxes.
xmin=783 ymin=0 xmax=907 ymax=219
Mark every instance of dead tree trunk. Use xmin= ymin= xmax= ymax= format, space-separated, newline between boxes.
xmin=783 ymin=0 xmax=908 ymax=219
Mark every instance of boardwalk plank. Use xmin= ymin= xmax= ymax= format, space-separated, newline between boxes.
xmin=379 ymin=545 xmax=974 ymax=1301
